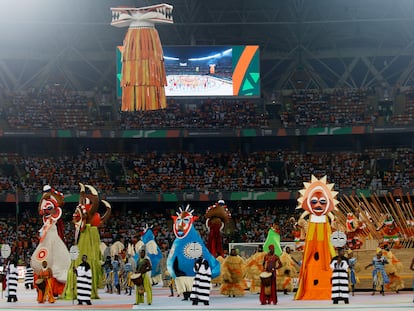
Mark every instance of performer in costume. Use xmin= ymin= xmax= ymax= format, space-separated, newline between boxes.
xmin=345 ymin=212 xmax=364 ymax=250
xmin=382 ymin=244 xmax=404 ymax=293
xmin=135 ymin=248 xmax=152 ymax=305
xmin=365 ymin=249 xmax=389 ymax=296
xmin=259 ymin=245 xmax=282 ymax=305
xmin=190 ymin=254 xmax=212 ymax=306
xmin=110 ymin=4 xmax=173 ymax=111
xmin=31 ymin=185 xmax=70 ymax=296
xmin=377 ymin=214 xmax=402 ymax=249
xmin=25 ymin=261 xmax=34 ymax=289
xmin=36 ymin=260 xmax=55 ymax=304
xmin=123 ymin=256 xmax=133 ymax=295
xmin=102 ymin=256 xmax=113 ymax=293
xmin=211 ymin=254 xmax=225 ymax=287
xmin=205 ymin=200 xmax=231 ymax=257
xmin=294 ymin=175 xmax=337 ymax=300
xmin=330 ymin=247 xmax=349 ymax=304
xmin=245 ymin=245 xmax=265 ymax=294
xmin=112 ymin=255 xmax=122 ymax=295
xmin=220 ymin=248 xmax=247 ymax=298
xmin=263 ymin=223 xmax=283 ymax=257
xmin=73 ymin=255 xmax=92 ymax=305
xmin=140 ymin=225 xmax=163 ymax=286
xmin=289 ymin=217 xmax=306 ymax=251
xmin=63 ymin=183 xmax=111 ymax=300
xmin=167 ymin=205 xmax=220 ymax=301
xmin=347 ymin=249 xmax=359 ymax=296
xmin=6 ymin=257 xmax=18 ymax=303
xmin=279 ymin=246 xmax=299 ymax=295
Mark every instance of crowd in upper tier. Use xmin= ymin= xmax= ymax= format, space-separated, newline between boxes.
xmin=0 ymin=147 xmax=413 ymax=196
xmin=2 ymin=85 xmax=414 ymax=130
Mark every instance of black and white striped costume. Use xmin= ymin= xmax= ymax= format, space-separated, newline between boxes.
xmin=190 ymin=257 xmax=212 ymax=305
xmin=75 ymin=263 xmax=92 ymax=305
xmin=330 ymin=256 xmax=349 ymax=304
xmin=7 ymin=263 xmax=18 ymax=302
xmin=25 ymin=266 xmax=34 ymax=289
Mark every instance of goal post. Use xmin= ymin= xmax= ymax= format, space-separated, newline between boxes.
xmin=228 ymin=241 xmax=297 ymax=259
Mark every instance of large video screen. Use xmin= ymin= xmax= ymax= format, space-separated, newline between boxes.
xmin=116 ymin=45 xmax=260 ymax=98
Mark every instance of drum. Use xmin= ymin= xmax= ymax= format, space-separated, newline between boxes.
xmin=130 ymin=273 xmax=143 ymax=286
xmin=35 ymin=278 xmax=46 ymax=290
xmin=260 ymin=272 xmax=272 ymax=295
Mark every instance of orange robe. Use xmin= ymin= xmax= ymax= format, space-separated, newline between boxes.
xmin=36 ymin=268 xmax=55 ymax=303
xmin=295 ymin=216 xmax=336 ymax=300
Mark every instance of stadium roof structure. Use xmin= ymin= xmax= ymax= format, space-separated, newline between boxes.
xmin=1 ymin=0 xmax=414 ymax=96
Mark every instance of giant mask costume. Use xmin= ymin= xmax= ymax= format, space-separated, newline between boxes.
xmin=205 ymin=200 xmax=231 ymax=257
xmin=31 ymin=186 xmax=70 ymax=296
xmin=294 ymin=175 xmax=337 ymax=300
xmin=135 ymin=225 xmax=163 ymax=284
xmin=111 ymin=3 xmax=173 ymax=111
xmin=63 ymin=183 xmax=111 ymax=300
xmin=167 ymin=205 xmax=220 ymax=298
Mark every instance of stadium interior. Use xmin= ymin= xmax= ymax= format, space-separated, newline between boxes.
xmin=0 ymin=1 xmax=413 ymax=288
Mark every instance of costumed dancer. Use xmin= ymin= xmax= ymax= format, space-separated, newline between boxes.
xmin=330 ymin=247 xmax=349 ymax=304
xmin=73 ymin=255 xmax=92 ymax=305
xmin=263 ymin=222 xmax=283 ymax=256
xmin=163 ymin=270 xmax=175 ymax=297
xmin=135 ymin=247 xmax=152 ymax=306
xmin=259 ymin=244 xmax=282 ymax=305
xmin=167 ymin=205 xmax=220 ymax=301
xmin=102 ymin=256 xmax=113 ymax=293
xmin=112 ymin=255 xmax=122 ymax=295
xmin=190 ymin=254 xmax=212 ymax=306
xmin=109 ymin=241 xmax=126 ymax=292
xmin=364 ymin=249 xmax=389 ymax=296
xmin=110 ymin=4 xmax=173 ymax=111
xmin=140 ymin=225 xmax=163 ymax=286
xmin=279 ymin=246 xmax=299 ymax=295
xmin=36 ymin=260 xmax=55 ymax=304
xmin=63 ymin=183 xmax=111 ymax=300
xmin=205 ymin=200 xmax=231 ymax=257
xmin=245 ymin=245 xmax=265 ymax=294
xmin=289 ymin=217 xmax=306 ymax=251
xmin=345 ymin=212 xmax=364 ymax=249
xmin=31 ymin=185 xmax=70 ymax=297
xmin=123 ymin=256 xmax=133 ymax=295
xmin=25 ymin=261 xmax=34 ymax=289
xmin=294 ymin=175 xmax=338 ymax=300
xmin=347 ymin=249 xmax=359 ymax=296
xmin=211 ymin=253 xmax=225 ymax=288
xmin=6 ymin=257 xmax=18 ymax=303
xmin=220 ymin=248 xmax=247 ymax=298
xmin=382 ymin=244 xmax=404 ymax=293
xmin=377 ymin=214 xmax=402 ymax=249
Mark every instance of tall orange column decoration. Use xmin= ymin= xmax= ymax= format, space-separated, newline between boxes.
xmin=111 ymin=4 xmax=173 ymax=111
xmin=294 ymin=175 xmax=338 ymax=300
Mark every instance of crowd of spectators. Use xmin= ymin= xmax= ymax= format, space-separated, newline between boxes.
xmin=0 ymin=147 xmax=413 ymax=196
xmin=3 ymin=86 xmax=414 ymax=130
xmin=278 ymin=88 xmax=376 ymax=128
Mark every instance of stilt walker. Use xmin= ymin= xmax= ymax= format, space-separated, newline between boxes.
xmin=111 ymin=4 xmax=173 ymax=111
xmin=294 ymin=175 xmax=338 ymax=300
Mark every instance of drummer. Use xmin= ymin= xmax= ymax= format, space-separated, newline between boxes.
xmin=260 ymin=244 xmax=282 ymax=305
xmin=36 ymin=260 xmax=55 ymax=304
xmin=134 ymin=247 xmax=152 ymax=306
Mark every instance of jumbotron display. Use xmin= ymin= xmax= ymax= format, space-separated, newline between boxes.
xmin=116 ymin=45 xmax=260 ymax=98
